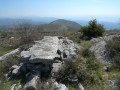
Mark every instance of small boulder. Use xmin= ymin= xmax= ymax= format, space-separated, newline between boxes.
xmin=23 ymin=73 xmax=39 ymax=90
xmin=68 ymin=74 xmax=78 ymax=82
xmin=53 ymin=83 xmax=69 ymax=90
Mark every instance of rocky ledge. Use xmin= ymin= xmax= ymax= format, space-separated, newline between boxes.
xmin=7 ymin=36 xmax=81 ymax=90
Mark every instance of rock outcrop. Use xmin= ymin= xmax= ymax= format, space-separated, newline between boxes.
xmin=7 ymin=36 xmax=80 ymax=90
xmin=20 ymin=36 xmax=80 ymax=64
xmin=90 ymin=39 xmax=111 ymax=64
xmin=103 ymin=35 xmax=120 ymax=41
xmin=0 ymin=48 xmax=19 ymax=61
xmin=90 ymin=35 xmax=120 ymax=64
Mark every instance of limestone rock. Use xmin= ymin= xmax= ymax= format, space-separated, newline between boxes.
xmin=90 ymin=39 xmax=111 ymax=64
xmin=53 ymin=82 xmax=69 ymax=90
xmin=7 ymin=65 xmax=22 ymax=80
xmin=108 ymin=80 xmax=118 ymax=89
xmin=103 ymin=35 xmax=120 ymax=41
xmin=21 ymin=36 xmax=60 ymax=63
xmin=10 ymin=84 xmax=16 ymax=90
xmin=90 ymin=35 xmax=120 ymax=64
xmin=10 ymin=83 xmax=22 ymax=90
xmin=23 ymin=73 xmax=39 ymax=90
xmin=78 ymin=83 xmax=84 ymax=90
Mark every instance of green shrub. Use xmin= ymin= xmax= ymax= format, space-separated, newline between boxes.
xmin=79 ymin=40 xmax=93 ymax=48
xmin=81 ymin=19 xmax=105 ymax=38
xmin=79 ymin=48 xmax=93 ymax=58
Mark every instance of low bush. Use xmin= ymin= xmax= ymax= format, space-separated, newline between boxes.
xmin=79 ymin=40 xmax=93 ymax=48
xmin=0 ymin=55 xmax=20 ymax=77
xmin=79 ymin=48 xmax=93 ymax=58
xmin=0 ymin=55 xmax=21 ymax=90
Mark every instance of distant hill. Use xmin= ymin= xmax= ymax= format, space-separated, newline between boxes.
xmin=0 ymin=17 xmax=57 ymax=30
xmin=0 ymin=17 xmax=57 ymax=26
xmin=37 ymin=19 xmax=81 ymax=32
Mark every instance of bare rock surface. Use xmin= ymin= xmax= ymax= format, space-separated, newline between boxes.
xmin=90 ymin=37 xmax=112 ymax=64
xmin=90 ymin=40 xmax=111 ymax=64
xmin=21 ymin=36 xmax=60 ymax=63
xmin=90 ymin=35 xmax=120 ymax=64
xmin=21 ymin=36 xmax=80 ymax=63
xmin=103 ymin=35 xmax=120 ymax=41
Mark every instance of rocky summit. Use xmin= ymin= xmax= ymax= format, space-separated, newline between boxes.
xmin=7 ymin=36 xmax=80 ymax=90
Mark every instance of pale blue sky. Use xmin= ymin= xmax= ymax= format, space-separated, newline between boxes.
xmin=0 ymin=0 xmax=120 ymax=19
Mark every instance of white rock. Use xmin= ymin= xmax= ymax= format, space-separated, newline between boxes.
xmin=23 ymin=74 xmax=39 ymax=90
xmin=10 ymin=84 xmax=16 ymax=90
xmin=12 ymin=67 xmax=20 ymax=74
xmin=54 ymin=83 xmax=69 ymax=90
xmin=9 ymin=65 xmax=19 ymax=71
xmin=16 ymin=84 xmax=22 ymax=90
xmin=78 ymin=83 xmax=84 ymax=90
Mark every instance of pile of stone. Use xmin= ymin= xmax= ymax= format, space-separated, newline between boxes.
xmin=7 ymin=36 xmax=80 ymax=90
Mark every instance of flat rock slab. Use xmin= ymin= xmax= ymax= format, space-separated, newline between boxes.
xmin=21 ymin=36 xmax=60 ymax=63
xmin=21 ymin=36 xmax=80 ymax=64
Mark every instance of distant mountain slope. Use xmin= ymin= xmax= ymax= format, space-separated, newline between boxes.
xmin=38 ymin=19 xmax=81 ymax=32
xmin=0 ymin=17 xmax=57 ymax=26
xmin=0 ymin=17 xmax=57 ymax=30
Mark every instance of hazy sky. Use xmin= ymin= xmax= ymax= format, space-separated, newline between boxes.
xmin=0 ymin=0 xmax=120 ymax=20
